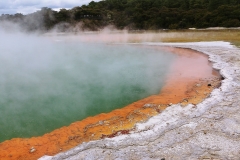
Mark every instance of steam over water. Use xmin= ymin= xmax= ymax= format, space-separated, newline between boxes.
xmin=0 ymin=32 xmax=176 ymax=142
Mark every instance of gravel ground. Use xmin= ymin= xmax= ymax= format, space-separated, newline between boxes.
xmin=40 ymin=41 xmax=240 ymax=160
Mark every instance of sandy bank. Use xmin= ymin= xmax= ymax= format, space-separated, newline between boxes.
xmin=0 ymin=43 xmax=221 ymax=160
xmin=40 ymin=41 xmax=240 ymax=160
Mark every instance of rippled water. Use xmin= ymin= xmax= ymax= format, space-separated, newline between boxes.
xmin=0 ymin=34 xmax=176 ymax=142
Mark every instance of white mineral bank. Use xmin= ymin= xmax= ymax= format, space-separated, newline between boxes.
xmin=39 ymin=41 xmax=240 ymax=160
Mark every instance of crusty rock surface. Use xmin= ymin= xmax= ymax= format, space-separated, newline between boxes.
xmin=39 ymin=42 xmax=240 ymax=160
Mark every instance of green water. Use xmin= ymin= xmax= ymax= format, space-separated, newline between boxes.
xmin=0 ymin=35 xmax=176 ymax=142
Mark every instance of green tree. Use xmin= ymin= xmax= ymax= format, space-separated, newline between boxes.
xmin=56 ymin=9 xmax=71 ymax=22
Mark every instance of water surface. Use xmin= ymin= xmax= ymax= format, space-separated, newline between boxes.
xmin=0 ymin=34 xmax=176 ymax=142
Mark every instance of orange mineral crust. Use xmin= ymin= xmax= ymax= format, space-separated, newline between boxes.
xmin=0 ymin=47 xmax=221 ymax=160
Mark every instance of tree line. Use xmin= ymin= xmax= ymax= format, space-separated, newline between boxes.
xmin=0 ymin=0 xmax=240 ymax=31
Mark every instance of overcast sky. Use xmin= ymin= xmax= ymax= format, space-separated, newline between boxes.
xmin=0 ymin=0 xmax=102 ymax=15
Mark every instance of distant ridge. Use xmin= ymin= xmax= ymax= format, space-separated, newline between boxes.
xmin=0 ymin=0 xmax=240 ymax=32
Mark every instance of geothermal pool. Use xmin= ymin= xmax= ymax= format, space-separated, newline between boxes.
xmin=0 ymin=33 xmax=176 ymax=142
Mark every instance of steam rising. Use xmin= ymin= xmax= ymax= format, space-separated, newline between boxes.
xmin=0 ymin=25 xmax=176 ymax=142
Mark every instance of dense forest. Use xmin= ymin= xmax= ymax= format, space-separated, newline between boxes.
xmin=0 ymin=0 xmax=240 ymax=31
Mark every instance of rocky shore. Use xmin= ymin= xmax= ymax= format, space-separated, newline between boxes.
xmin=40 ymin=41 xmax=240 ymax=160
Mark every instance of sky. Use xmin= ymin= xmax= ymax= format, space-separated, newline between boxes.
xmin=0 ymin=0 xmax=102 ymax=15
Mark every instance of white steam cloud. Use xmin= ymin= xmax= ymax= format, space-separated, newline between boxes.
xmin=0 ymin=22 xmax=176 ymax=142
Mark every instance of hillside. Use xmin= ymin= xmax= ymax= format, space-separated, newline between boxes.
xmin=0 ymin=0 xmax=240 ymax=31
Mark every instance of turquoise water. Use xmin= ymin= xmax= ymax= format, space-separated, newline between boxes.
xmin=0 ymin=34 xmax=176 ymax=142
